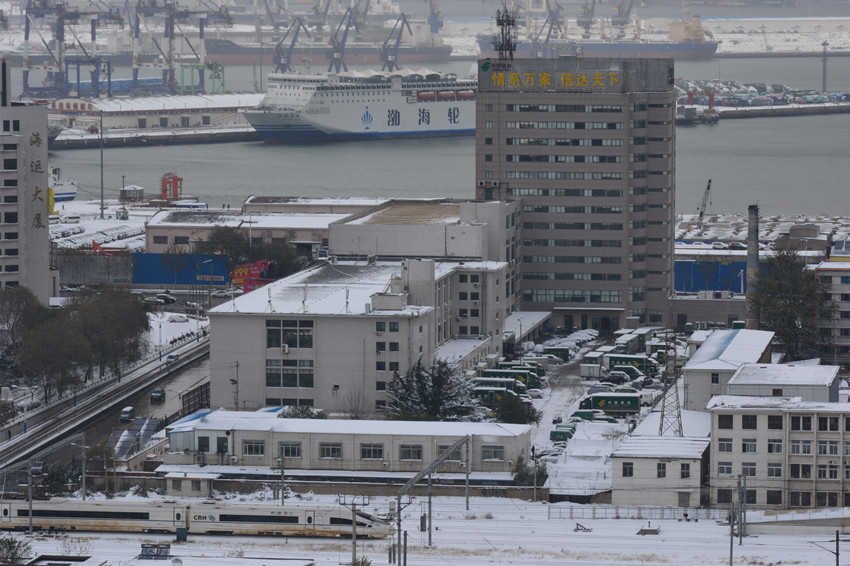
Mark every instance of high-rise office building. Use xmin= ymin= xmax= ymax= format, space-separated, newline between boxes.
xmin=0 ymin=58 xmax=54 ymax=302
xmin=475 ymin=57 xmax=676 ymax=333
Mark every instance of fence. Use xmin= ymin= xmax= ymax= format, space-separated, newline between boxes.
xmin=548 ymin=505 xmax=728 ymax=522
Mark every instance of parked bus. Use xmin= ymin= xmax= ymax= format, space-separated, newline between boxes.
xmin=578 ymin=392 xmax=641 ymax=416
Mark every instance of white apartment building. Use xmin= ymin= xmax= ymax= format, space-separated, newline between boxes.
xmin=208 ymin=258 xmax=508 ymax=416
xmin=162 ymin=409 xmax=531 ymax=478
xmin=814 ymin=261 xmax=850 ymax=366
xmin=0 ymin=59 xmax=55 ymax=302
xmin=709 ymin=395 xmax=850 ymax=509
xmin=682 ymin=329 xmax=774 ymax=411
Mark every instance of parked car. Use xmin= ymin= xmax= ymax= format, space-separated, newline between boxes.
xmin=211 ymin=289 xmax=231 ymax=298
xmin=168 ymin=315 xmax=189 ymax=323
xmin=600 ymin=371 xmax=630 ymax=385
xmin=166 ymin=353 xmax=180 ymax=363
xmin=144 ymin=296 xmax=165 ymax=305
xmin=150 ymin=388 xmax=165 ymax=404
xmin=156 ymin=293 xmax=178 ymax=304
xmin=120 ymin=406 xmax=134 ymax=422
xmin=526 ymin=388 xmax=544 ymax=399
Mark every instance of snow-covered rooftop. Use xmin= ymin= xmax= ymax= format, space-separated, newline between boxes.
xmin=707 ymin=395 xmax=850 ymax=413
xmin=683 ymin=329 xmax=774 ymax=371
xmin=343 ymin=201 xmax=463 ymax=226
xmin=147 ymin=210 xmax=350 ymax=230
xmin=728 ymin=363 xmax=839 ymax=387
xmin=503 ymin=311 xmax=551 ymax=339
xmin=612 ymin=436 xmax=710 ymax=460
xmin=434 ymin=337 xmax=493 ymax=364
xmin=168 ymin=409 xmax=531 ymax=438
xmin=631 ymin=410 xmax=712 ymax=438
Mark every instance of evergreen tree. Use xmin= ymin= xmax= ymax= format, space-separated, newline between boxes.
xmin=493 ymin=393 xmax=542 ymax=425
xmin=386 ymin=359 xmax=480 ymax=421
xmin=749 ymin=248 xmax=836 ymax=360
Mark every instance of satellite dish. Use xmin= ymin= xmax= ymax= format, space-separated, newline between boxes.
xmin=172 ymin=559 xmax=183 ymax=566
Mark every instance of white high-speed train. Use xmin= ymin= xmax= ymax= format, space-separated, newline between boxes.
xmin=0 ymin=498 xmax=392 ymax=538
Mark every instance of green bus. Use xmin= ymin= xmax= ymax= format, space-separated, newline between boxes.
xmin=578 ymin=392 xmax=641 ymax=416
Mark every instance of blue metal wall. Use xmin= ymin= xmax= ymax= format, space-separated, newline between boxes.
xmin=132 ymin=253 xmax=229 ymax=287
xmin=675 ymin=260 xmax=748 ymax=293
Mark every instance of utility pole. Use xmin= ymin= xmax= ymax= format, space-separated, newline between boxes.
xmin=279 ymin=444 xmax=286 ymax=506
xmin=822 ymin=41 xmax=829 ymax=93
xmin=339 ymin=495 xmax=368 ymax=565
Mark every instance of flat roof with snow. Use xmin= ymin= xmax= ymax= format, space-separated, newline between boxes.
xmin=147 ymin=210 xmax=350 ymax=230
xmin=168 ymin=409 xmax=530 ymax=438
xmin=728 ymin=363 xmax=838 ymax=386
xmin=707 ymin=395 xmax=850 ymax=413
xmin=343 ymin=201 xmax=465 ymax=226
xmin=683 ymin=329 xmax=773 ymax=371
xmin=612 ymin=436 xmax=710 ymax=460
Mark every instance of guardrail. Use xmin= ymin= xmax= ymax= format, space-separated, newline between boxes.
xmin=0 ymin=333 xmax=210 ymax=472
xmin=547 ymin=505 xmax=728 ymax=522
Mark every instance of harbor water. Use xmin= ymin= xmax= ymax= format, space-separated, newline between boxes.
xmin=44 ymin=56 xmax=850 ymax=217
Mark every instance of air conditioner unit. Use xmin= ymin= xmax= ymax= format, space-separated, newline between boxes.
xmin=477 ymin=180 xmax=486 ymax=187
xmin=281 ymin=344 xmax=289 ymax=354
xmin=376 ymin=331 xmax=383 ymax=335
xmin=491 ymin=181 xmax=499 ymax=187
xmin=276 ymin=458 xmax=282 ymax=467
xmin=230 ymin=456 xmax=238 ymax=463
xmin=473 ymin=283 xmax=479 ymax=288
xmin=382 ymin=461 xmax=389 ymax=467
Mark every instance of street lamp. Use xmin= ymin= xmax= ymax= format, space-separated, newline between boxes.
xmin=71 ymin=432 xmax=90 ymax=501
xmin=199 ymin=259 xmax=213 ymax=309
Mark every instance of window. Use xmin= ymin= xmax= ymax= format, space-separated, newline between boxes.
xmin=376 ymin=341 xmax=386 ymax=352
xmin=198 ymin=436 xmax=210 ymax=453
xmin=389 ymin=362 xmax=399 ymax=372
xmin=400 ymin=444 xmax=423 ymax=461
xmin=710 ymin=372 xmax=719 ymax=384
xmin=717 ymin=438 xmax=732 ymax=453
xmin=791 ymin=415 xmax=812 ymax=431
xmin=459 ymin=292 xmax=468 ymax=300
xmin=4 ymin=212 xmax=18 ymax=224
xmin=741 ymin=462 xmax=756 ymax=477
xmin=174 ymin=236 xmax=189 ymax=245
xmin=718 ymin=462 xmax=732 ymax=476
xmin=216 ymin=437 xmax=228 ymax=454
xmin=437 ymin=445 xmax=462 ymax=461
xmin=717 ymin=489 xmax=733 ymax=504
xmin=741 ymin=415 xmax=757 ymax=429
xmin=266 ymin=320 xmax=281 ymax=348
xmin=790 ymin=439 xmax=811 ymax=454
xmin=2 ymin=158 xmax=14 ymax=171
xmin=767 ymin=415 xmax=783 ymax=430
xmin=389 ymin=321 xmax=399 ymax=332
xmin=791 ymin=464 xmax=811 ymax=479
xmin=742 ymin=439 xmax=757 ymax=453
xmin=680 ymin=463 xmax=690 ymax=479
xmin=360 ymin=443 xmax=383 ymax=460
xmin=281 ymin=442 xmax=301 ymax=458
xmin=266 ymin=360 xmax=281 ymax=387
xmin=376 ymin=381 xmax=386 ymax=391
xmin=376 ymin=361 xmax=386 ymax=371
xmin=767 ymin=439 xmax=782 ymax=454
xmin=319 ymin=442 xmax=342 ymax=459
xmin=376 ymin=321 xmax=386 ymax=332
xmin=766 ymin=490 xmax=782 ymax=505
xmin=718 ymin=414 xmax=733 ymax=429
xmin=622 ymin=462 xmax=634 ymax=477
xmin=389 ymin=342 xmax=399 ymax=352
xmin=746 ymin=490 xmax=756 ymax=505
xmin=298 ymin=360 xmax=314 ymax=388
xmin=242 ymin=440 xmax=264 ymax=456
xmin=790 ymin=492 xmax=812 ymax=507
xmin=482 ymin=445 xmax=504 ymax=461
xmin=819 ymin=416 xmax=839 ymax=431
xmin=267 ymin=319 xmax=314 ymax=349
xmin=767 ymin=463 xmax=782 ymax=478
xmin=657 ymin=462 xmax=666 ymax=478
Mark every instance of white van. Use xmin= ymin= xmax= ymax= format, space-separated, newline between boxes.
xmin=60 ymin=215 xmax=81 ymax=224
xmin=120 ymin=406 xmax=134 ymax=422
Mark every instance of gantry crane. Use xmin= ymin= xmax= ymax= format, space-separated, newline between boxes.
xmin=380 ymin=13 xmax=411 ymax=72
xmin=696 ymin=179 xmax=712 ymax=230
xmin=23 ymin=0 xmax=124 ymax=96
xmin=531 ymin=0 xmax=564 ymax=55
xmin=609 ymin=0 xmax=633 ymax=32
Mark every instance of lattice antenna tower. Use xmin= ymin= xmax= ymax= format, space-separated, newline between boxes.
xmin=657 ymin=326 xmax=684 ymax=437
xmin=491 ymin=7 xmax=517 ymax=61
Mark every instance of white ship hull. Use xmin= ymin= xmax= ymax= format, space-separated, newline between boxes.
xmin=242 ymin=69 xmax=476 ymax=143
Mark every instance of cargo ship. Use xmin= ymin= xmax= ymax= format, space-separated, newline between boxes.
xmin=477 ymin=14 xmax=718 ymax=61
xmin=242 ymin=68 xmax=476 ymax=142
xmin=204 ymin=38 xmax=452 ymax=66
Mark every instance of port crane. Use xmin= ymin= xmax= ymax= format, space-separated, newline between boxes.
xmin=576 ymin=0 xmax=595 ymax=37
xmin=132 ymin=0 xmax=232 ymax=94
xmin=426 ymin=0 xmax=444 ymax=34
xmin=380 ymin=13 xmax=411 ymax=72
xmin=326 ymin=7 xmax=358 ymax=73
xmin=22 ymin=0 xmax=124 ymax=97
xmin=530 ymin=0 xmax=564 ymax=56
xmin=609 ymin=0 xmax=633 ymax=33
xmin=273 ymin=16 xmax=309 ymax=73
xmin=696 ymin=179 xmax=712 ymax=230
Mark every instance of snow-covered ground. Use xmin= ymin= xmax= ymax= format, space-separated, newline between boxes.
xmin=8 ymin=490 xmax=832 ymax=565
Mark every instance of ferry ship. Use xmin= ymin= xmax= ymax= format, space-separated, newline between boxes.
xmin=242 ymin=68 xmax=476 ymax=143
